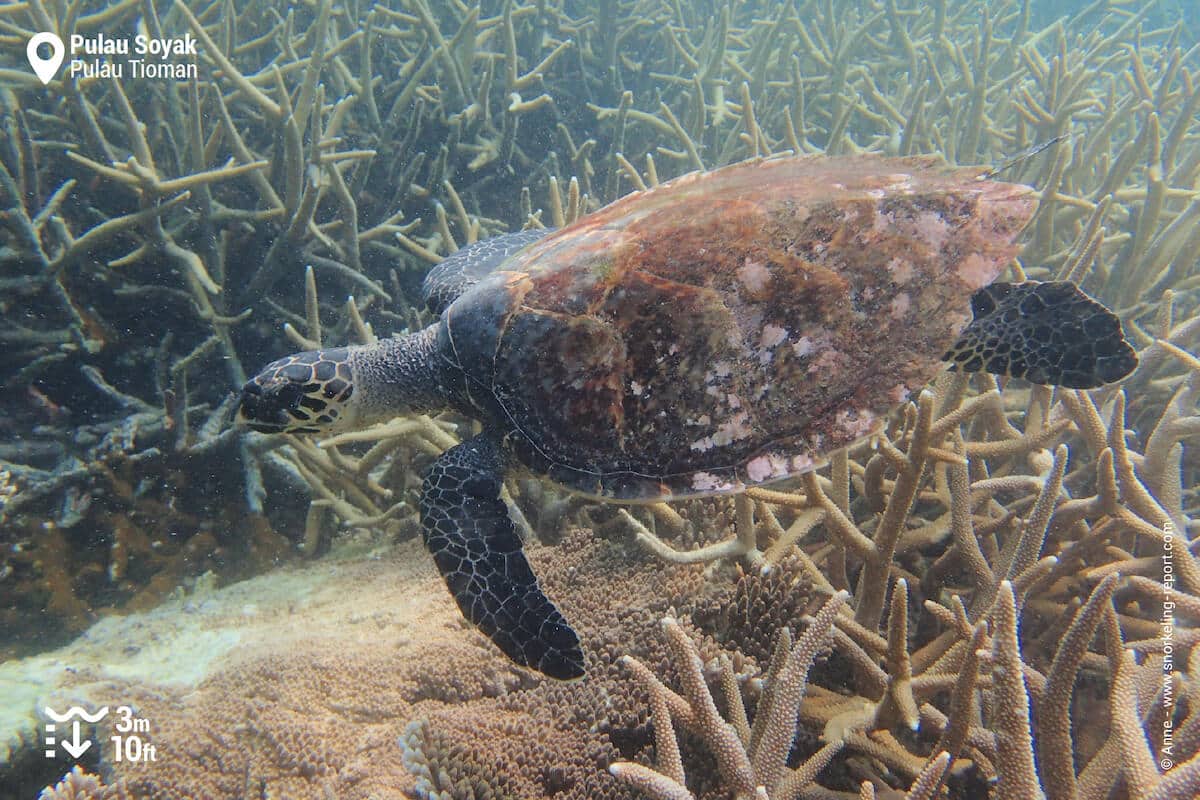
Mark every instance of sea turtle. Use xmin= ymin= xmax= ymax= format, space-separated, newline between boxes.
xmin=236 ymin=154 xmax=1136 ymax=680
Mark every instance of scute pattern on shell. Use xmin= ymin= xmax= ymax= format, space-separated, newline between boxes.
xmin=443 ymin=155 xmax=1036 ymax=500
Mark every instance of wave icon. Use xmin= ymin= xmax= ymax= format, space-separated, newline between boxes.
xmin=44 ymin=706 xmax=109 ymax=723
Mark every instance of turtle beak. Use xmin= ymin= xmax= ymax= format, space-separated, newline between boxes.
xmin=235 ymin=378 xmax=318 ymax=434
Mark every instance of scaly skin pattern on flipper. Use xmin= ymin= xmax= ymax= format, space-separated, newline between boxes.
xmin=422 ymin=229 xmax=551 ymax=314
xmin=943 ymin=281 xmax=1138 ymax=388
xmin=420 ymin=434 xmax=585 ymax=679
xmin=440 ymin=154 xmax=1038 ymax=500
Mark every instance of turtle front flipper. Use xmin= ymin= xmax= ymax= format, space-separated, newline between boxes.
xmin=420 ymin=433 xmax=585 ymax=679
xmin=422 ymin=228 xmax=552 ymax=314
xmin=943 ymin=280 xmax=1137 ymax=389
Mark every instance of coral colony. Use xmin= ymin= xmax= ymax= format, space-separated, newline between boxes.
xmin=0 ymin=0 xmax=1196 ymax=799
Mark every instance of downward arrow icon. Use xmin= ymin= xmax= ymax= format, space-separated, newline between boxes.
xmin=61 ymin=721 xmax=91 ymax=758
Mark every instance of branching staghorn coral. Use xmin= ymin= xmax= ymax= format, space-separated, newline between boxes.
xmin=607 ymin=606 xmax=972 ymax=800
xmin=580 ymin=3 xmax=1200 ymax=795
xmin=618 ymin=359 xmax=1200 ymax=794
xmin=0 ymin=0 xmax=598 ymax=635
xmin=1 ymin=0 xmax=1197 ymax=797
xmin=611 ymin=570 xmax=1200 ymax=798
xmin=608 ymin=593 xmax=850 ymax=800
xmin=0 ymin=0 xmax=1194 ymax=621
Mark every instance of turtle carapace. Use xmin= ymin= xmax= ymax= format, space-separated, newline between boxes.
xmin=237 ymin=154 xmax=1136 ymax=680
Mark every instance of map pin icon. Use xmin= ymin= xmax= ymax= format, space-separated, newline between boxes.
xmin=27 ymin=32 xmax=65 ymax=85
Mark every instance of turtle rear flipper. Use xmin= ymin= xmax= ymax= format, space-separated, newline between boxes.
xmin=420 ymin=433 xmax=585 ymax=679
xmin=943 ymin=281 xmax=1137 ymax=389
xmin=422 ymin=229 xmax=552 ymax=314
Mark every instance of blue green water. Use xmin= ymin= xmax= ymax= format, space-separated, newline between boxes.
xmin=0 ymin=1 xmax=1197 ymax=798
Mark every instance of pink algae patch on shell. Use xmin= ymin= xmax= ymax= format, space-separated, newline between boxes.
xmin=691 ymin=471 xmax=737 ymax=493
xmin=836 ymin=407 xmax=879 ymax=440
xmin=738 ymin=257 xmax=771 ymax=294
xmin=792 ymin=336 xmax=816 ymax=357
xmin=890 ymin=293 xmax=911 ymax=319
xmin=761 ymin=325 xmax=788 ymax=348
xmin=808 ymin=346 xmax=845 ymax=374
xmin=691 ymin=410 xmax=755 ymax=452
xmin=745 ymin=451 xmax=817 ymax=485
xmin=759 ymin=324 xmax=789 ymax=362
xmin=957 ymin=252 xmax=1001 ymax=290
xmin=790 ymin=330 xmax=838 ymax=368
xmin=942 ymin=310 xmax=972 ymax=342
xmin=746 ymin=454 xmax=785 ymax=482
xmin=887 ymin=256 xmax=915 ymax=284
xmin=914 ymin=210 xmax=951 ymax=251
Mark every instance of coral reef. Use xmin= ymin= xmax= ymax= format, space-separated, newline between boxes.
xmin=0 ymin=0 xmax=1194 ymax=615
xmin=615 ymin=366 xmax=1200 ymax=795
xmin=2 ymin=527 xmax=724 ymax=799
xmin=0 ymin=0 xmax=596 ymax=642
xmin=610 ymin=579 xmax=1200 ymax=799
xmin=0 ymin=0 xmax=1196 ymax=798
xmin=36 ymin=766 xmax=128 ymax=800
xmin=2 ymin=536 xmax=516 ymax=796
xmin=608 ymin=594 xmax=851 ymax=800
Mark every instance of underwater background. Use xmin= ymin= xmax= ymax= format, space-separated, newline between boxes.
xmin=0 ymin=0 xmax=1198 ymax=797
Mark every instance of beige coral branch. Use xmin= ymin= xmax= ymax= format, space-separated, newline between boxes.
xmin=611 ymin=591 xmax=850 ymax=800
xmin=990 ymin=581 xmax=1046 ymax=800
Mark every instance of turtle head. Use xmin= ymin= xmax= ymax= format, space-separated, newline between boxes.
xmin=236 ymin=348 xmax=358 ymax=434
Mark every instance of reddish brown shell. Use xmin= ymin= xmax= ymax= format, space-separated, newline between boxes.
xmin=442 ymin=154 xmax=1036 ymax=500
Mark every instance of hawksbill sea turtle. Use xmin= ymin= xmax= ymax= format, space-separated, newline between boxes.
xmin=236 ymin=154 xmax=1136 ymax=680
